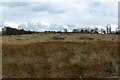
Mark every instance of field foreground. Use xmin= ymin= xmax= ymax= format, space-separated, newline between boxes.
xmin=2 ymin=33 xmax=119 ymax=78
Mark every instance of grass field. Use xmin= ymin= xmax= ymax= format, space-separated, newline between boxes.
xmin=2 ymin=33 xmax=119 ymax=78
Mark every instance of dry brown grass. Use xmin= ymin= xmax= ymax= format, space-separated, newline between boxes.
xmin=2 ymin=33 xmax=119 ymax=45
xmin=2 ymin=33 xmax=119 ymax=78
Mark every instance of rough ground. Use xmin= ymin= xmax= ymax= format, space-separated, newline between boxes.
xmin=2 ymin=33 xmax=119 ymax=78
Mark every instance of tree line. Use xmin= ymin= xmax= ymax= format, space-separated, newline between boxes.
xmin=2 ymin=26 xmax=38 ymax=35
xmin=2 ymin=26 xmax=120 ymax=35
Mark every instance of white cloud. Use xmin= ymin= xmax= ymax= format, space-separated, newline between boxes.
xmin=1 ymin=0 xmax=119 ymax=2
xmin=4 ymin=22 xmax=18 ymax=28
xmin=1 ymin=0 xmax=118 ymax=31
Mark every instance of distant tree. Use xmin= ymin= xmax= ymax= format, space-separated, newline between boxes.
xmin=64 ymin=29 xmax=68 ymax=33
xmin=2 ymin=26 xmax=37 ymax=35
xmin=57 ymin=31 xmax=62 ymax=33
xmin=116 ymin=27 xmax=120 ymax=34
xmin=106 ymin=24 xmax=111 ymax=34
xmin=72 ymin=29 xmax=78 ymax=33
xmin=81 ymin=29 xmax=84 ymax=33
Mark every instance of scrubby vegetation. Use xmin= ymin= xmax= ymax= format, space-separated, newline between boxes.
xmin=2 ymin=33 xmax=119 ymax=78
xmin=2 ymin=27 xmax=37 ymax=35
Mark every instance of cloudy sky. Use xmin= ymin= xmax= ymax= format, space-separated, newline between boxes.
xmin=0 ymin=0 xmax=119 ymax=31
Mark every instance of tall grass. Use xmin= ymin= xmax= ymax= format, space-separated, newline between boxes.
xmin=2 ymin=41 xmax=119 ymax=78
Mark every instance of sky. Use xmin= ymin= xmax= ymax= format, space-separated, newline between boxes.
xmin=0 ymin=0 xmax=119 ymax=31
